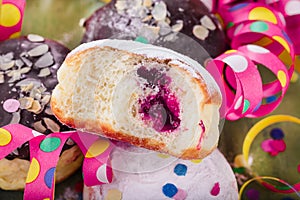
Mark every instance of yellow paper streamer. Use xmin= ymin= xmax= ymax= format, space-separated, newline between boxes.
xmin=242 ymin=115 xmax=300 ymax=163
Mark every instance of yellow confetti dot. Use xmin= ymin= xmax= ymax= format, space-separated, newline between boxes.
xmin=157 ymin=153 xmax=170 ymax=159
xmin=277 ymin=70 xmax=287 ymax=87
xmin=225 ymin=50 xmax=237 ymax=54
xmin=105 ymin=189 xmax=122 ymax=200
xmin=9 ymin=31 xmax=21 ymax=39
xmin=86 ymin=139 xmax=110 ymax=158
xmin=26 ymin=158 xmax=40 ymax=183
xmin=248 ymin=7 xmax=277 ymax=24
xmin=43 ymin=198 xmax=50 ymax=200
xmin=0 ymin=128 xmax=12 ymax=146
xmin=0 ymin=3 xmax=21 ymax=27
xmin=191 ymin=159 xmax=202 ymax=164
xmin=273 ymin=36 xmax=290 ymax=53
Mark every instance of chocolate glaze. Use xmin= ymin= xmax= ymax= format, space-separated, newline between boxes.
xmin=0 ymin=36 xmax=72 ymax=160
xmin=82 ymin=0 xmax=227 ymax=58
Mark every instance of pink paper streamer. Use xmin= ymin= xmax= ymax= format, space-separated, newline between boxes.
xmin=207 ymin=1 xmax=295 ymax=120
xmin=0 ymin=124 xmax=114 ymax=200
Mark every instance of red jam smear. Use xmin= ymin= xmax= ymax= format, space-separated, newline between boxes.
xmin=137 ymin=66 xmax=180 ymax=132
xmin=196 ymin=120 xmax=206 ymax=150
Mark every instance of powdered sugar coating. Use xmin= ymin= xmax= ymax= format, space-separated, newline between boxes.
xmin=83 ymin=149 xmax=238 ymax=199
xmin=67 ymin=39 xmax=221 ymax=105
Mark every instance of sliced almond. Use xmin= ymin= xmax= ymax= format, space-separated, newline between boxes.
xmin=30 ymin=88 xmax=42 ymax=100
xmin=7 ymin=70 xmax=21 ymax=83
xmin=9 ymin=112 xmax=21 ymax=124
xmin=27 ymin=34 xmax=45 ymax=42
xmin=38 ymin=67 xmax=51 ymax=77
xmin=35 ymin=52 xmax=54 ymax=68
xmin=0 ymin=74 xmax=4 ymax=84
xmin=200 ymin=15 xmax=216 ymax=31
xmin=27 ymin=100 xmax=42 ymax=114
xmin=152 ymin=1 xmax=167 ymax=21
xmin=21 ymin=56 xmax=33 ymax=67
xmin=44 ymin=117 xmax=60 ymax=132
xmin=143 ymin=0 xmax=152 ymax=7
xmin=20 ymin=67 xmax=31 ymax=74
xmin=20 ymin=82 xmax=34 ymax=92
xmin=0 ymin=61 xmax=15 ymax=71
xmin=16 ymin=78 xmax=41 ymax=87
xmin=165 ymin=17 xmax=171 ymax=25
xmin=193 ymin=25 xmax=209 ymax=40
xmin=33 ymin=120 xmax=47 ymax=133
xmin=38 ymin=86 xmax=47 ymax=93
xmin=19 ymin=97 xmax=34 ymax=109
xmin=3 ymin=52 xmax=14 ymax=61
xmin=28 ymin=44 xmax=49 ymax=57
xmin=15 ymin=59 xmax=24 ymax=68
xmin=171 ymin=20 xmax=183 ymax=32
xmin=142 ymin=15 xmax=152 ymax=22
xmin=45 ymin=107 xmax=53 ymax=115
xmin=41 ymin=94 xmax=51 ymax=105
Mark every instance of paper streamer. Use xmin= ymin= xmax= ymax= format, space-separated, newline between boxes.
xmin=0 ymin=0 xmax=26 ymax=41
xmin=239 ymin=176 xmax=300 ymax=199
xmin=241 ymin=115 xmax=300 ymax=195
xmin=0 ymin=124 xmax=114 ymax=200
xmin=208 ymin=2 xmax=295 ymax=120
xmin=215 ymin=0 xmax=300 ymax=72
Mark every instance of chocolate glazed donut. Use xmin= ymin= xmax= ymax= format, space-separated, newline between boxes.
xmin=0 ymin=35 xmax=83 ymax=190
xmin=82 ymin=0 xmax=226 ymax=58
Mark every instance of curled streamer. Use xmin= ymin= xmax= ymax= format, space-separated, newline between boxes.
xmin=0 ymin=124 xmax=114 ymax=200
xmin=208 ymin=2 xmax=295 ymax=120
xmin=240 ymin=115 xmax=300 ymax=196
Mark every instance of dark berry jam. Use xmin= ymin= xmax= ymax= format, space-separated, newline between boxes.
xmin=137 ymin=66 xmax=180 ymax=132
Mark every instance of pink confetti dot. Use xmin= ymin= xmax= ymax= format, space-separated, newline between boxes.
xmin=210 ymin=182 xmax=220 ymax=196
xmin=173 ymin=188 xmax=187 ymax=200
xmin=3 ymin=99 xmax=20 ymax=113
xmin=261 ymin=139 xmax=273 ymax=152
xmin=270 ymin=140 xmax=286 ymax=152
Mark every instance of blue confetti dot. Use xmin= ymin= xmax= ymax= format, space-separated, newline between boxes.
xmin=266 ymin=95 xmax=277 ymax=104
xmin=44 ymin=167 xmax=55 ymax=189
xmin=174 ymin=163 xmax=187 ymax=176
xmin=229 ymin=3 xmax=249 ymax=12
xmin=162 ymin=183 xmax=178 ymax=198
xmin=270 ymin=128 xmax=284 ymax=140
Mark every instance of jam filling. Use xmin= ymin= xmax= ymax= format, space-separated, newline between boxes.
xmin=137 ymin=66 xmax=180 ymax=132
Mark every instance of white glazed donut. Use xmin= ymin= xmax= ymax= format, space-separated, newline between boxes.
xmin=83 ymin=145 xmax=238 ymax=200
